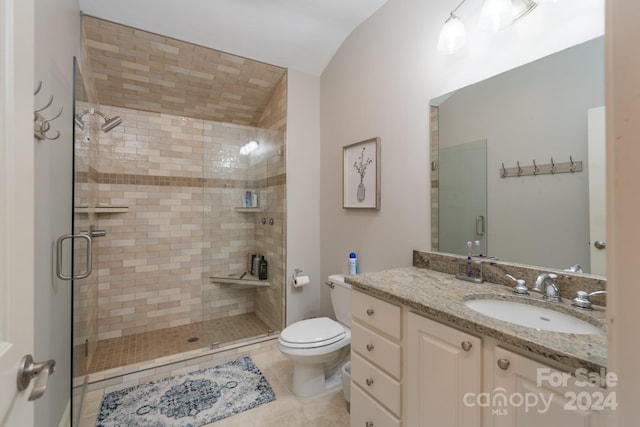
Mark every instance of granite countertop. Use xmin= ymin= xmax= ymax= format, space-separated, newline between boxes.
xmin=345 ymin=266 xmax=607 ymax=372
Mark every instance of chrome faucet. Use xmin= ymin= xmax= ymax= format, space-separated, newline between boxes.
xmin=533 ymin=273 xmax=560 ymax=302
xmin=572 ymin=290 xmax=607 ymax=310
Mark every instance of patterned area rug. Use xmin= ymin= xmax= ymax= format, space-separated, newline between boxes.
xmin=96 ymin=356 xmax=276 ymax=426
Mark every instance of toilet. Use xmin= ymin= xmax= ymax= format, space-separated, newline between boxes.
xmin=278 ymin=274 xmax=351 ymax=397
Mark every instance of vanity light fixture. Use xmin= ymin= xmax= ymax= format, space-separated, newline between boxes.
xmin=438 ymin=0 xmax=540 ymax=54
xmin=478 ymin=0 xmax=515 ymax=32
xmin=437 ymin=0 xmax=468 ymax=54
xmin=239 ymin=139 xmax=260 ymax=155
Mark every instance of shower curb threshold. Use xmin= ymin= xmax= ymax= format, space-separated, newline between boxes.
xmin=85 ymin=334 xmax=279 ymax=386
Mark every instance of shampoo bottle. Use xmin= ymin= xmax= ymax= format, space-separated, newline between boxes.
xmin=349 ymin=252 xmax=358 ymax=275
xmin=259 ymin=256 xmax=268 ymax=280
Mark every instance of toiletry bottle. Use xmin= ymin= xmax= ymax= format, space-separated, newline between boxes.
xmin=259 ymin=256 xmax=268 ymax=280
xmin=252 ymin=254 xmax=261 ymax=277
xmin=349 ymin=252 xmax=358 ymax=274
xmin=466 ymin=241 xmax=473 ymax=277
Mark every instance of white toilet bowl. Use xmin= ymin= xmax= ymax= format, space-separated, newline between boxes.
xmin=278 ymin=317 xmax=351 ymax=397
xmin=279 ymin=274 xmax=352 ymax=397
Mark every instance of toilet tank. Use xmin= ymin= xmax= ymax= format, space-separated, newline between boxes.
xmin=328 ymin=274 xmax=352 ymax=328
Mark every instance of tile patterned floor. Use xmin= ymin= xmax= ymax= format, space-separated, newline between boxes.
xmin=89 ymin=313 xmax=271 ymax=373
xmin=80 ymin=346 xmax=350 ymax=427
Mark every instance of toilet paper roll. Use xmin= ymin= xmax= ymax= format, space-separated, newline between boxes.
xmin=293 ymin=275 xmax=310 ymax=287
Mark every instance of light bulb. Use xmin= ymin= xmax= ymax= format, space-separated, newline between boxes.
xmin=437 ymin=14 xmax=467 ymax=54
xmin=478 ymin=0 xmax=513 ymax=32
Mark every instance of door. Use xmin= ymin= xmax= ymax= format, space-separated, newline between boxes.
xmin=588 ymin=106 xmax=606 ymax=276
xmin=0 ymin=0 xmax=36 ymax=425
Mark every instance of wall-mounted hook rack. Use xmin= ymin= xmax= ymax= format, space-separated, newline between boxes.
xmin=34 ymin=81 xmax=63 ymax=141
xmin=500 ymin=155 xmax=582 ymax=178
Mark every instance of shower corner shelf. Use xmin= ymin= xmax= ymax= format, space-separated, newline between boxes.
xmin=234 ymin=207 xmax=263 ymax=213
xmin=209 ymin=275 xmax=270 ymax=289
xmin=74 ymin=205 xmax=129 ymax=214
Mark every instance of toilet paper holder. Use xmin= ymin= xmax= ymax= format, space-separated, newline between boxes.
xmin=291 ymin=268 xmax=311 ymax=287
xmin=291 ymin=267 xmax=303 ymax=283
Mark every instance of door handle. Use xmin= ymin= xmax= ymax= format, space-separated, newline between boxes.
xmin=594 ymin=240 xmax=606 ymax=250
xmin=17 ymin=355 xmax=56 ymax=401
xmin=56 ymin=232 xmax=92 ymax=280
xmin=476 ymin=215 xmax=485 ymax=236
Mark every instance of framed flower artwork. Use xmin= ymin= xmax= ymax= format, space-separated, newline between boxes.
xmin=343 ymin=137 xmax=380 ymax=209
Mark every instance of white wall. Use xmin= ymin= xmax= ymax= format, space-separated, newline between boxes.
xmin=319 ymin=0 xmax=604 ymax=313
xmin=33 ymin=0 xmax=80 ymax=424
xmin=286 ymin=70 xmax=322 ymax=324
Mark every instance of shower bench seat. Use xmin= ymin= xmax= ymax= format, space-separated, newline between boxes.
xmin=210 ymin=275 xmax=270 ymax=289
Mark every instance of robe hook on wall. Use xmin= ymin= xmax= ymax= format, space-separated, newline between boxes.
xmin=34 ymin=81 xmax=63 ymax=141
xmin=499 ymin=155 xmax=582 ymax=178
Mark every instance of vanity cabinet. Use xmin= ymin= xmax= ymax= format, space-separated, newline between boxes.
xmin=351 ymin=290 xmax=402 ymax=427
xmin=489 ymin=346 xmax=613 ymax=427
xmin=406 ymin=312 xmax=482 ymax=427
xmin=350 ymin=290 xmax=612 ymax=427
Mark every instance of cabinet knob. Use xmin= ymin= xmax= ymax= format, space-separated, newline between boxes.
xmin=366 ymin=421 xmax=374 ymax=427
xmin=366 ymin=378 xmax=374 ymax=386
xmin=366 ymin=308 xmax=374 ymax=316
xmin=497 ymin=358 xmax=510 ymax=370
xmin=461 ymin=341 xmax=473 ymax=352
xmin=366 ymin=344 xmax=375 ymax=352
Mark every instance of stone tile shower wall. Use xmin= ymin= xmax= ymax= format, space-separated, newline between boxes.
xmin=94 ymin=104 xmax=285 ymax=340
xmin=94 ymin=107 xmax=204 ymax=340
xmin=430 ymin=105 xmax=439 ymax=251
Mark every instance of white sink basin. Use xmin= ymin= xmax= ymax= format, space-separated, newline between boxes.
xmin=465 ymin=299 xmax=602 ymax=334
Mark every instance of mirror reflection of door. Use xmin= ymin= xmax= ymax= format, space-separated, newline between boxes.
xmin=438 ymin=139 xmax=488 ymax=256
xmin=588 ymin=106 xmax=606 ymax=276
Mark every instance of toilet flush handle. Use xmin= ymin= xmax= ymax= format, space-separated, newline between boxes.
xmin=366 ymin=308 xmax=374 ymax=316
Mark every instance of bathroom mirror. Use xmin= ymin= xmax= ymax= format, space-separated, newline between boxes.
xmin=430 ymin=37 xmax=605 ymax=275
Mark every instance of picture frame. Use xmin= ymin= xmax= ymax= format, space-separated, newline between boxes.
xmin=343 ymin=137 xmax=380 ymax=209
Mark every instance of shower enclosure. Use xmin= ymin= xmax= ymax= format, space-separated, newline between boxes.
xmin=71 ymin=17 xmax=287 ymax=425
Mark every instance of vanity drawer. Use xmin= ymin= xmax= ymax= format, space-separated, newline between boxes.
xmin=352 ymin=320 xmax=401 ymax=379
xmin=352 ymin=352 xmax=401 ymax=417
xmin=352 ymin=290 xmax=401 ymax=339
xmin=351 ymin=382 xmax=401 ymax=427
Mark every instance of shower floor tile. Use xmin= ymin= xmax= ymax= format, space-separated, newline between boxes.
xmin=89 ymin=313 xmax=272 ymax=373
xmin=204 ymin=313 xmax=274 ymax=347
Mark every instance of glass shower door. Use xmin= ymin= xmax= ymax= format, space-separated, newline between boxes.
xmin=438 ymin=139 xmax=488 ymax=256
xmin=71 ymin=57 xmax=99 ymax=426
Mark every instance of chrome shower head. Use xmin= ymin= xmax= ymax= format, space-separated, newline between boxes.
xmin=75 ymin=108 xmax=122 ymax=133
xmin=101 ymin=115 xmax=122 ymax=133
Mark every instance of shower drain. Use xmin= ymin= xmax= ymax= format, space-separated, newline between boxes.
xmin=187 ymin=337 xmax=200 ymax=343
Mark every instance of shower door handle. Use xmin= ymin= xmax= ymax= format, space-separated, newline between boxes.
xmin=475 ymin=216 xmax=485 ymax=236
xmin=56 ymin=232 xmax=92 ymax=280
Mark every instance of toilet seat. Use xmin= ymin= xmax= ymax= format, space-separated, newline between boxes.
xmin=280 ymin=317 xmax=346 ymax=349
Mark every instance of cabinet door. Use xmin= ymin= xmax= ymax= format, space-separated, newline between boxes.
xmin=492 ymin=347 xmax=614 ymax=427
xmin=407 ymin=313 xmax=482 ymax=427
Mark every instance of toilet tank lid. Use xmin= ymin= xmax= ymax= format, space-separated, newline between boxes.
xmin=328 ymin=274 xmax=346 ymax=284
